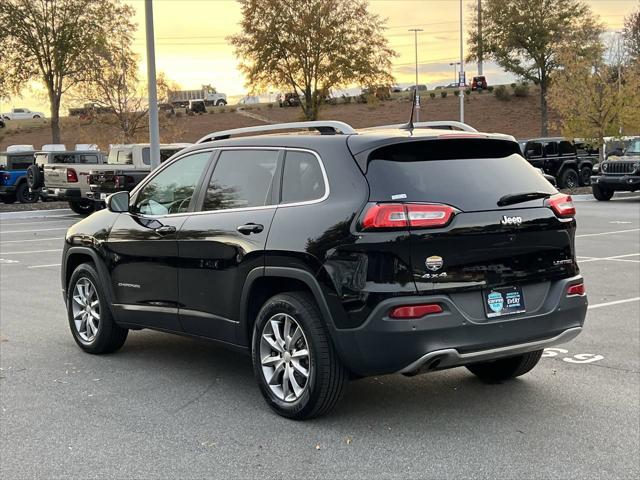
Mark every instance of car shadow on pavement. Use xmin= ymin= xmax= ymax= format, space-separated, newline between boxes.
xmin=102 ymin=330 xmax=564 ymax=427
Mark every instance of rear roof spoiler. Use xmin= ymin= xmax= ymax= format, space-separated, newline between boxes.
xmin=196 ymin=121 xmax=357 ymax=143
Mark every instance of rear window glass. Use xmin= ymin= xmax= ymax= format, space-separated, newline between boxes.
xmin=53 ymin=153 xmax=76 ymax=164
xmin=366 ymin=140 xmax=555 ymax=212
xmin=141 ymin=148 xmax=181 ymax=166
xmin=8 ymin=154 xmax=34 ymax=170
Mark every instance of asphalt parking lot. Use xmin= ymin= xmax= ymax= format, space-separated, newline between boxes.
xmin=1 ymin=195 xmax=639 ymax=479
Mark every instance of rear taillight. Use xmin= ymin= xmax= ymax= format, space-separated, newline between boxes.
xmin=567 ymin=282 xmax=586 ymax=296
xmin=362 ymin=203 xmax=455 ymax=230
xmin=546 ymin=193 xmax=575 ymax=218
xmin=66 ymin=168 xmax=78 ymax=183
xmin=390 ymin=304 xmax=443 ymax=319
xmin=1 ymin=173 xmax=10 ymax=181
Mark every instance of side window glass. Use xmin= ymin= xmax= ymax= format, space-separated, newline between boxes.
xmin=281 ymin=151 xmax=326 ymax=204
xmin=544 ymin=142 xmax=557 ymax=156
xmin=134 ymin=152 xmax=211 ymax=216
xmin=142 ymin=148 xmax=151 ymax=165
xmin=202 ymin=150 xmax=278 ymax=211
xmin=79 ymin=154 xmax=98 ymax=164
xmin=559 ymin=141 xmax=574 ymax=156
xmin=526 ymin=142 xmax=542 ymax=157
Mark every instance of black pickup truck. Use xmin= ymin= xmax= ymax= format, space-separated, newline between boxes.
xmin=591 ymin=137 xmax=640 ymax=200
xmin=519 ymin=138 xmax=598 ymax=189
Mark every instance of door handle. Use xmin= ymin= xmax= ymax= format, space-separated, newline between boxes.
xmin=154 ymin=225 xmax=176 ymax=235
xmin=237 ymin=223 xmax=264 ymax=235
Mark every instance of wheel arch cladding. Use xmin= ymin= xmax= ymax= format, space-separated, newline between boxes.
xmin=64 ymin=247 xmax=116 ymax=316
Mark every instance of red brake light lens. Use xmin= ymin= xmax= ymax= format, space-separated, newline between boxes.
xmin=547 ymin=193 xmax=575 ymax=218
xmin=567 ymin=282 xmax=585 ymax=296
xmin=362 ymin=203 xmax=455 ymax=230
xmin=66 ymin=168 xmax=78 ymax=183
xmin=390 ymin=304 xmax=443 ymax=319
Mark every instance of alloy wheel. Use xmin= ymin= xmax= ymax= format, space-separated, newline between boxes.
xmin=260 ymin=313 xmax=311 ymax=402
xmin=71 ymin=277 xmax=100 ymax=342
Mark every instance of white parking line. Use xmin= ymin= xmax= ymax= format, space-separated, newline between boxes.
xmin=0 ymin=219 xmax=76 ymax=226
xmin=0 ymin=227 xmax=69 ymax=234
xmin=27 ymin=263 xmax=61 ymax=269
xmin=0 ymin=237 xmax=64 ymax=244
xmin=579 ymin=253 xmax=640 ymax=263
xmin=588 ymin=297 xmax=640 ymax=310
xmin=576 ymin=228 xmax=640 ymax=238
xmin=0 ymin=249 xmax=62 ymax=255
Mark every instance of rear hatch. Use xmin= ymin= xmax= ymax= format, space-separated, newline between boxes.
xmin=361 ymin=138 xmax=579 ymax=297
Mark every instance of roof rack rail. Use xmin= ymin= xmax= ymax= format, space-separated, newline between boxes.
xmin=364 ymin=121 xmax=479 ymax=133
xmin=196 ymin=121 xmax=357 ymax=144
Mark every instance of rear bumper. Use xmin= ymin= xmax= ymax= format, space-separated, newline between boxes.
xmin=331 ymin=276 xmax=587 ymax=376
xmin=0 ymin=185 xmax=16 ymax=195
xmin=41 ymin=187 xmax=82 ymax=201
xmin=591 ymin=174 xmax=640 ymax=191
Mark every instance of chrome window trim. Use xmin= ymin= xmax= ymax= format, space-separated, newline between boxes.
xmin=130 ymin=146 xmax=330 ymax=219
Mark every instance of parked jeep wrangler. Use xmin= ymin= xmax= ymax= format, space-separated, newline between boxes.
xmin=61 ymin=121 xmax=587 ymax=419
xmin=591 ymin=137 xmax=640 ymax=200
xmin=519 ymin=137 xmax=597 ymax=188
xmin=0 ymin=149 xmax=38 ymax=204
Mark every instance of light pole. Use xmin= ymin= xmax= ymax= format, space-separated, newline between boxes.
xmin=449 ymin=62 xmax=461 ymax=84
xmin=477 ymin=0 xmax=483 ymax=76
xmin=409 ymin=28 xmax=423 ymax=121
xmin=459 ymin=0 xmax=465 ymax=123
xmin=145 ymin=0 xmax=161 ymax=169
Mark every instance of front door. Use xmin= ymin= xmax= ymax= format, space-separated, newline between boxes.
xmin=178 ymin=148 xmax=280 ymax=342
xmin=106 ymin=151 xmax=213 ymax=331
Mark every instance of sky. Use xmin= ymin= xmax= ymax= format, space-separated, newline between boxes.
xmin=3 ymin=0 xmax=637 ymax=113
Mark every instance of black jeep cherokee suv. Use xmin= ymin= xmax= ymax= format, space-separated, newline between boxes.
xmin=61 ymin=121 xmax=587 ymax=419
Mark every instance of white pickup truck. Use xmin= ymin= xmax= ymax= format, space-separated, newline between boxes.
xmin=1 ymin=108 xmax=46 ymax=120
xmin=86 ymin=143 xmax=190 ymax=204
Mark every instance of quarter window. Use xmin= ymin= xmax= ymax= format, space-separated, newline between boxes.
xmin=544 ymin=142 xmax=557 ymax=156
xmin=525 ymin=142 xmax=542 ymax=157
xmin=134 ymin=152 xmax=211 ymax=215
xmin=202 ymin=150 xmax=278 ymax=211
xmin=281 ymin=151 xmax=326 ymax=204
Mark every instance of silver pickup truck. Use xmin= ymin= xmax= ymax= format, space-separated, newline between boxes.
xmin=27 ymin=150 xmax=107 ymax=215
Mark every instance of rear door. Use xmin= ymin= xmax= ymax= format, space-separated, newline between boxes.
xmin=364 ymin=138 xmax=578 ymax=303
xmin=177 ymin=148 xmax=280 ymax=342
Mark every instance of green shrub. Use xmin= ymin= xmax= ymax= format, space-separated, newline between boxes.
xmin=487 ymin=86 xmax=494 ymax=93
xmin=440 ymin=91 xmax=448 ymax=98
xmin=513 ymin=83 xmax=530 ymax=97
xmin=510 ymin=83 xmax=517 ymax=89
xmin=454 ymin=90 xmax=460 ymax=97
xmin=219 ymin=107 xmax=226 ymax=113
xmin=465 ymin=88 xmax=471 ymax=96
xmin=494 ymin=85 xmax=510 ymax=101
xmin=208 ymin=109 xmax=215 ymax=114
xmin=430 ymin=92 xmax=436 ymax=99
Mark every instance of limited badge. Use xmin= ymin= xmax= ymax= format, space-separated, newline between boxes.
xmin=425 ymin=256 xmax=443 ymax=272
xmin=487 ymin=291 xmax=504 ymax=313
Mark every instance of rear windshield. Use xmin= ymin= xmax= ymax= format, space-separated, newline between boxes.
xmin=141 ymin=147 xmax=181 ymax=166
xmin=366 ymin=140 xmax=556 ymax=212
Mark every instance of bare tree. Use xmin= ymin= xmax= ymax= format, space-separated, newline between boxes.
xmin=230 ymin=0 xmax=396 ymax=120
xmin=0 ymin=0 xmax=135 ymax=142
xmin=623 ymin=5 xmax=640 ymax=63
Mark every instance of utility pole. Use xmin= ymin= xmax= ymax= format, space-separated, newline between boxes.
xmin=459 ymin=0 xmax=465 ymax=123
xmin=145 ymin=0 xmax=161 ymax=169
xmin=617 ymin=31 xmax=623 ymax=136
xmin=409 ymin=28 xmax=423 ymax=122
xmin=477 ymin=0 xmax=483 ymax=76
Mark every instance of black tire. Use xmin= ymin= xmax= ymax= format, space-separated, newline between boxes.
xmin=15 ymin=182 xmax=37 ymax=203
xmin=2 ymin=194 xmax=16 ymax=204
xmin=466 ymin=350 xmax=543 ymax=383
xmin=67 ymin=263 xmax=128 ymax=354
xmin=559 ymin=168 xmax=579 ymax=189
xmin=251 ymin=292 xmax=348 ymax=420
xmin=216 ymin=100 xmax=227 ymax=106
xmin=592 ymin=183 xmax=614 ymax=201
xmin=579 ymin=165 xmax=592 ymax=186
xmin=26 ymin=165 xmax=43 ymax=189
xmin=33 ymin=115 xmax=41 ymax=119
xmin=69 ymin=200 xmax=95 ymax=215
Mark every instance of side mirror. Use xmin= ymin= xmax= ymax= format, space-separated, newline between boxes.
xmin=107 ymin=191 xmax=130 ymax=213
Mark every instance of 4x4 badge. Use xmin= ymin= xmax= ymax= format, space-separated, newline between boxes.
xmin=425 ymin=256 xmax=443 ymax=271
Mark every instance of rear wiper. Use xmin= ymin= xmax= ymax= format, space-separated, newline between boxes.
xmin=497 ymin=191 xmax=552 ymax=207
